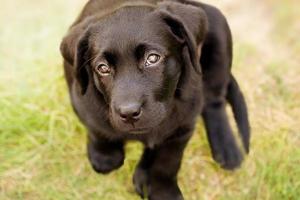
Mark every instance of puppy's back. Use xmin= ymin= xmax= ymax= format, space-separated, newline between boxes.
xmin=73 ymin=0 xmax=163 ymax=26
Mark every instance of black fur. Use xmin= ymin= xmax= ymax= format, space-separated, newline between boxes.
xmin=60 ymin=0 xmax=250 ymax=199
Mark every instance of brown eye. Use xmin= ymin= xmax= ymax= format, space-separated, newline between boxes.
xmin=145 ymin=54 xmax=160 ymax=66
xmin=96 ymin=64 xmax=111 ymax=76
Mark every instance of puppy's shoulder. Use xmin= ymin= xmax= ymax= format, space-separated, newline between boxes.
xmin=182 ymin=3 xmax=223 ymax=27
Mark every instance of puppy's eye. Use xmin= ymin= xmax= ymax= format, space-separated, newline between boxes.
xmin=145 ymin=54 xmax=160 ymax=67
xmin=96 ymin=64 xmax=111 ymax=76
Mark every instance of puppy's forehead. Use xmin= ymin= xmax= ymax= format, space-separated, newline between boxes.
xmin=92 ymin=6 xmax=174 ymax=53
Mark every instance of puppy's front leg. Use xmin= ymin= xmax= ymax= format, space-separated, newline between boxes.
xmin=133 ymin=128 xmax=192 ymax=200
xmin=133 ymin=148 xmax=155 ymax=199
xmin=87 ymin=131 xmax=124 ymax=174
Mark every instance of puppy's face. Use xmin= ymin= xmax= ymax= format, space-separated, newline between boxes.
xmin=63 ymin=3 xmax=207 ymax=134
xmin=91 ymin=7 xmax=182 ymax=133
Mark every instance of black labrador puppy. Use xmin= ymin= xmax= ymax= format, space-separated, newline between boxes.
xmin=60 ymin=0 xmax=250 ymax=199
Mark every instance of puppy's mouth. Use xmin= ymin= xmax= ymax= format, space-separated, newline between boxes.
xmin=128 ymin=128 xmax=150 ymax=134
xmin=109 ymin=116 xmax=152 ymax=134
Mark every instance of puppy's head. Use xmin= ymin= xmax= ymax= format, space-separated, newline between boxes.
xmin=61 ymin=2 xmax=207 ymax=134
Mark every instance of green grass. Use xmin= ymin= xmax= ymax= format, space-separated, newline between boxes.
xmin=1 ymin=0 xmax=299 ymax=199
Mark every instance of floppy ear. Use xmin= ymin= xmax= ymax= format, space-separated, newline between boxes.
xmin=60 ymin=27 xmax=91 ymax=95
xmin=157 ymin=2 xmax=208 ymax=74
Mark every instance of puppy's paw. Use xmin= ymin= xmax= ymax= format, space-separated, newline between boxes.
xmin=133 ymin=166 xmax=149 ymax=199
xmin=149 ymin=193 xmax=184 ymax=200
xmin=212 ymin=141 xmax=243 ymax=170
xmin=88 ymin=147 xmax=124 ymax=174
xmin=148 ymin=181 xmax=184 ymax=200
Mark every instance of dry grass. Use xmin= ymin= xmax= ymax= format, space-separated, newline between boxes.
xmin=0 ymin=0 xmax=299 ymax=199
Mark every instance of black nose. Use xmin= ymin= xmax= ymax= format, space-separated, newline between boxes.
xmin=117 ymin=103 xmax=142 ymax=123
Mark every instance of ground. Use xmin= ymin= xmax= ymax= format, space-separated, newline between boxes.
xmin=0 ymin=0 xmax=299 ymax=199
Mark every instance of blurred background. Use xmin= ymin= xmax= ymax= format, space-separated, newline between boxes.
xmin=0 ymin=0 xmax=299 ymax=199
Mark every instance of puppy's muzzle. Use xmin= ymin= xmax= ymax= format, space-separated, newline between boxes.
xmin=116 ymin=102 xmax=142 ymax=124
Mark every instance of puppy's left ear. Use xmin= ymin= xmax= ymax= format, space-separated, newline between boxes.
xmin=60 ymin=26 xmax=91 ymax=95
xmin=157 ymin=2 xmax=208 ymax=74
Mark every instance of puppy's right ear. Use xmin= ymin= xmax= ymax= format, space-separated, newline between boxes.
xmin=60 ymin=27 xmax=91 ymax=95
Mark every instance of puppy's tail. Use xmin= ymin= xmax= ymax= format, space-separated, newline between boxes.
xmin=226 ymin=75 xmax=250 ymax=153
